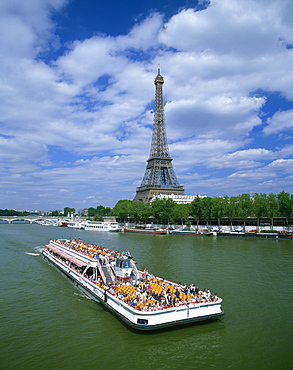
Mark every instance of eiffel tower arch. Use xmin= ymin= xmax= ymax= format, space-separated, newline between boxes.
xmin=134 ymin=69 xmax=185 ymax=203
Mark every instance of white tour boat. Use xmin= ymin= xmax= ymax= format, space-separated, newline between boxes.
xmin=67 ymin=220 xmax=85 ymax=229
xmin=42 ymin=239 xmax=224 ymax=330
xmin=83 ymin=221 xmax=120 ymax=232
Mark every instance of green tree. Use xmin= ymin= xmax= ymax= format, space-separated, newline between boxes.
xmin=267 ymin=193 xmax=279 ymax=229
xmin=130 ymin=201 xmax=151 ymax=223
xmin=190 ymin=196 xmax=203 ymax=228
xmin=211 ymin=197 xmax=227 ymax=228
xmin=171 ymin=203 xmax=190 ymax=227
xmin=96 ymin=205 xmax=111 ymax=216
xmin=111 ymin=200 xmax=133 ymax=222
xmin=277 ymin=191 xmax=292 ymax=229
xmin=201 ymin=197 xmax=213 ymax=226
xmin=87 ymin=207 xmax=96 ymax=218
xmin=277 ymin=191 xmax=292 ymax=217
xmin=0 ymin=209 xmax=31 ymax=216
xmin=238 ymin=193 xmax=253 ymax=228
xmin=63 ymin=207 xmax=75 ymax=217
xmin=49 ymin=210 xmax=59 ymax=216
xmin=252 ymin=193 xmax=269 ymax=229
xmin=226 ymin=196 xmax=242 ymax=228
xmin=151 ymin=198 xmax=176 ymax=225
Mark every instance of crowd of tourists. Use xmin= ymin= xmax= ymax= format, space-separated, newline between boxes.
xmin=55 ymin=239 xmax=126 ymax=261
xmin=102 ymin=278 xmax=219 ymax=311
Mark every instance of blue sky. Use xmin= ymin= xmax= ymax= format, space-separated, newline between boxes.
xmin=1 ymin=0 xmax=293 ymax=211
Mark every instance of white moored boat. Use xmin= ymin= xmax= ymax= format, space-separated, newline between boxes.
xmin=83 ymin=221 xmax=120 ymax=232
xmin=42 ymin=239 xmax=224 ymax=330
xmin=67 ymin=221 xmax=84 ymax=229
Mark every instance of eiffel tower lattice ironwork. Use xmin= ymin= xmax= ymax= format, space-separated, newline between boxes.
xmin=134 ymin=68 xmax=185 ymax=203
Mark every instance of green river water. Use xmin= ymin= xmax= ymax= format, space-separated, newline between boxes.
xmin=0 ymin=223 xmax=292 ymax=370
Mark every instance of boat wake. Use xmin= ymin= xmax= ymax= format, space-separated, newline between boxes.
xmin=25 ymin=252 xmax=40 ymax=256
xmin=34 ymin=246 xmax=44 ymax=253
xmin=73 ymin=291 xmax=90 ymax=300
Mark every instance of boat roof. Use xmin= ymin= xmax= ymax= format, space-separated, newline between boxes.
xmin=48 ymin=244 xmax=87 ymax=267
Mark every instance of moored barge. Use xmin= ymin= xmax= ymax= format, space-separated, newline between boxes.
xmin=123 ymin=227 xmax=167 ymax=234
xmin=217 ymin=231 xmax=293 ymax=239
xmin=42 ymin=239 xmax=224 ymax=330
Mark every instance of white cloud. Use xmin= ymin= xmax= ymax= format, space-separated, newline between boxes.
xmin=207 ymin=148 xmax=274 ymax=169
xmin=229 ymin=158 xmax=293 ymax=180
xmin=165 ymin=95 xmax=264 ymax=140
xmin=0 ymin=0 xmax=293 ymax=209
xmin=268 ymin=158 xmax=293 ymax=170
xmin=116 ymin=12 xmax=162 ymax=51
xmin=278 ymin=144 xmax=293 ymax=157
xmin=159 ymin=0 xmax=293 ymax=56
xmin=264 ymin=110 xmax=293 ymax=135
xmin=0 ymin=136 xmax=48 ymax=168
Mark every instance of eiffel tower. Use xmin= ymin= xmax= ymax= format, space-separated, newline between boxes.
xmin=134 ymin=68 xmax=185 ymax=203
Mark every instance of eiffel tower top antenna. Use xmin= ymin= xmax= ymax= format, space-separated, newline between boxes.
xmin=149 ymin=66 xmax=170 ymax=159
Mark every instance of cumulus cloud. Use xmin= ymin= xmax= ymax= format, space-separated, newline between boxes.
xmin=228 ymin=158 xmax=293 ymax=186
xmin=159 ymin=0 xmax=293 ymax=56
xmin=264 ymin=110 xmax=293 ymax=135
xmin=166 ymin=95 xmax=264 ymax=140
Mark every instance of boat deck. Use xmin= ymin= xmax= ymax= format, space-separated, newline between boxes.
xmin=46 ymin=239 xmax=221 ymax=312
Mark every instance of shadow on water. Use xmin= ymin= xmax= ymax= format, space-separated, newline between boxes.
xmin=123 ymin=317 xmax=226 ymax=336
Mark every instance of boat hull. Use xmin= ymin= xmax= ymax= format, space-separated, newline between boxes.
xmin=217 ymin=232 xmax=292 ymax=239
xmin=84 ymin=227 xmax=119 ymax=232
xmin=170 ymin=231 xmax=202 ymax=235
xmin=42 ymin=247 xmax=224 ymax=331
xmin=123 ymin=228 xmax=167 ymax=235
xmin=83 ymin=221 xmax=120 ymax=232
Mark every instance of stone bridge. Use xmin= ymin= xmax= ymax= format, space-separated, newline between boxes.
xmin=0 ymin=216 xmax=73 ymax=224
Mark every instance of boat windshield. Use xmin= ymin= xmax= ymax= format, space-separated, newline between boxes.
xmin=116 ymin=259 xmax=132 ymax=269
xmin=122 ymin=260 xmax=132 ymax=269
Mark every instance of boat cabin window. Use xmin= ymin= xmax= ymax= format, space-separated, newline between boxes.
xmin=137 ymin=319 xmax=148 ymax=325
xmin=122 ymin=260 xmax=131 ymax=269
xmin=116 ymin=259 xmax=132 ymax=269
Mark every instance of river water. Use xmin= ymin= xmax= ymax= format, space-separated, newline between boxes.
xmin=0 ymin=223 xmax=292 ymax=369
